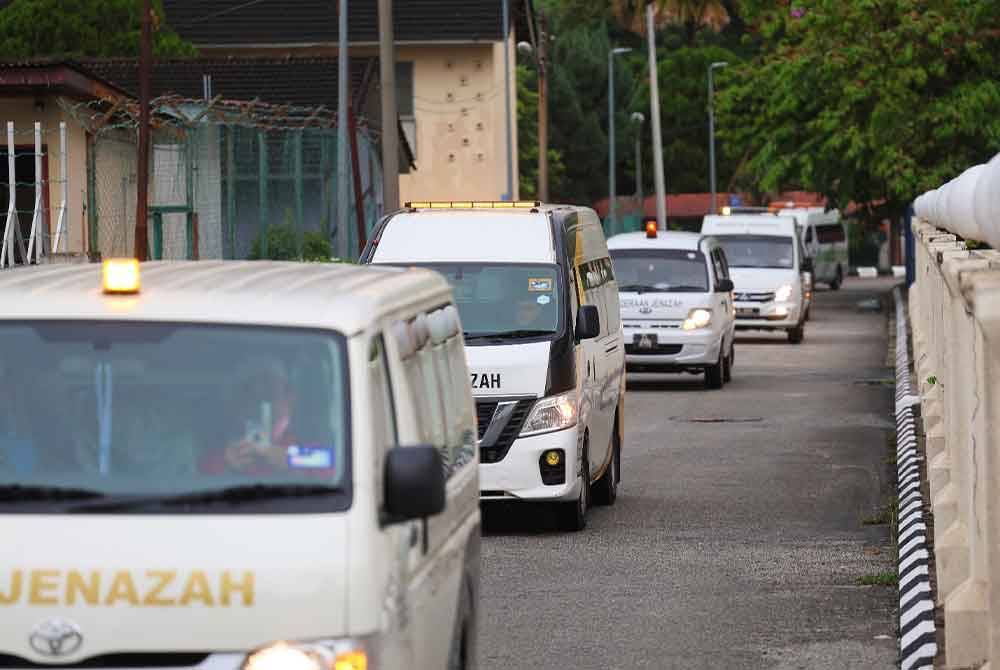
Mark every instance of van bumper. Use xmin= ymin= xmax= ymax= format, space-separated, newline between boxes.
xmin=621 ymin=325 xmax=723 ymax=369
xmin=479 ymin=425 xmax=582 ymax=502
xmin=734 ymin=301 xmax=800 ymax=329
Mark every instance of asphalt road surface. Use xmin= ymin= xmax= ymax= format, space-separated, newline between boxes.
xmin=480 ymin=277 xmax=899 ymax=670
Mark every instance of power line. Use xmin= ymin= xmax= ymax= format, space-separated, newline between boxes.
xmin=174 ymin=0 xmax=276 ymax=27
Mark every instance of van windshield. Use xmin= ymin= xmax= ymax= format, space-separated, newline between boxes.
xmin=610 ymin=249 xmax=709 ymax=292
xmin=713 ymin=235 xmax=795 ymax=269
xmin=404 ymin=263 xmax=562 ymax=343
xmin=0 ymin=322 xmax=350 ymax=514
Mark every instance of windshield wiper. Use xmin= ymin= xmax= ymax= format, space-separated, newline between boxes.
xmin=0 ymin=484 xmax=105 ymax=503
xmin=65 ymin=483 xmax=341 ymax=513
xmin=618 ymin=284 xmax=659 ymax=293
xmin=464 ymin=329 xmax=555 ymax=342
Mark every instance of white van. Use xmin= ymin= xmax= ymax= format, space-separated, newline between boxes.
xmin=608 ymin=228 xmax=736 ymax=389
xmin=362 ymin=201 xmax=626 ymax=531
xmin=0 ymin=260 xmax=480 ymax=670
xmin=778 ymin=207 xmax=848 ymax=289
xmin=701 ymin=213 xmax=811 ymax=343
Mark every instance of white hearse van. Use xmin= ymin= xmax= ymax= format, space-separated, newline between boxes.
xmin=608 ymin=226 xmax=736 ymax=389
xmin=362 ymin=201 xmax=626 ymax=531
xmin=702 ymin=213 xmax=811 ymax=343
xmin=0 ymin=260 xmax=480 ymax=670
xmin=778 ymin=206 xmax=848 ymax=290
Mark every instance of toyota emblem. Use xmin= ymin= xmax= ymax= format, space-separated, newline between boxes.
xmin=29 ymin=619 xmax=83 ymax=657
xmin=638 ymin=305 xmax=653 ymax=314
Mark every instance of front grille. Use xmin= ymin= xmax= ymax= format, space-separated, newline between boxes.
xmin=476 ymin=398 xmax=534 ymax=464
xmin=625 ymin=343 xmax=683 ymax=355
xmin=622 ymin=321 xmax=681 ymax=329
xmin=734 ymin=291 xmax=775 ymax=302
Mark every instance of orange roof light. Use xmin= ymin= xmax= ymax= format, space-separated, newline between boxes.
xmin=645 ymin=221 xmax=658 ymax=238
xmin=404 ymin=201 xmax=540 ymax=210
xmin=102 ymin=258 xmax=140 ymax=294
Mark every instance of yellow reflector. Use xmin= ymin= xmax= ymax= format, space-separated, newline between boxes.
xmin=102 ymin=258 xmax=140 ymax=294
xmin=544 ymin=450 xmax=561 ymax=467
xmin=333 ymin=651 xmax=368 ymax=670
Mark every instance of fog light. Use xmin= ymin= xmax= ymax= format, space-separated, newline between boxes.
xmin=544 ymin=450 xmax=561 ymax=466
xmin=775 ymin=306 xmax=789 ymax=317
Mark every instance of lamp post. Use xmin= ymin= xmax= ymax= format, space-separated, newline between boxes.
xmin=631 ymin=111 xmax=645 ymax=212
xmin=646 ymin=3 xmax=667 ymax=230
xmin=708 ymin=61 xmax=728 ymax=216
xmin=518 ymin=13 xmax=552 ymax=202
xmin=608 ymin=46 xmax=632 ymax=233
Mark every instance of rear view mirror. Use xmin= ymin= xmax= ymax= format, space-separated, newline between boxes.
xmin=382 ymin=446 xmax=445 ymax=525
xmin=575 ymin=305 xmax=600 ymax=341
xmin=716 ymin=278 xmax=734 ymax=293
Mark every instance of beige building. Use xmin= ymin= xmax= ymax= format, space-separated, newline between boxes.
xmin=163 ymin=0 xmax=529 ymax=204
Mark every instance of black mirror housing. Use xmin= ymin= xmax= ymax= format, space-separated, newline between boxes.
xmin=382 ymin=445 xmax=446 ymax=525
xmin=801 ymin=258 xmax=814 ymax=273
xmin=716 ymin=278 xmax=734 ymax=293
xmin=575 ymin=304 xmax=600 ymax=341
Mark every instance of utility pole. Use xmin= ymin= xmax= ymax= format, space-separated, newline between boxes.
xmin=632 ymin=111 xmax=645 ymax=210
xmin=608 ymin=47 xmax=631 ymax=232
xmin=501 ymin=0 xmax=513 ymax=200
xmin=336 ymin=0 xmax=350 ymax=260
xmin=378 ymin=0 xmax=400 ymax=212
xmin=134 ymin=0 xmax=152 ymax=260
xmin=708 ymin=61 xmax=727 ymax=216
xmin=537 ymin=10 xmax=549 ymax=202
xmin=645 ymin=3 xmax=667 ymax=230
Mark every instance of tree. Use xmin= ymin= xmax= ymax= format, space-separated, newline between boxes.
xmin=0 ymin=0 xmax=197 ymax=58
xmin=610 ymin=0 xmax=730 ymax=44
xmin=718 ymin=0 xmax=1000 ymax=241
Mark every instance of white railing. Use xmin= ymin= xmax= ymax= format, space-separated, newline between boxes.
xmin=908 ymin=211 xmax=1000 ymax=667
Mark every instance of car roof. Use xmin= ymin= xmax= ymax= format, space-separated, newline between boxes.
xmin=0 ymin=261 xmax=451 ymax=335
xmin=606 ymin=231 xmax=709 ymax=252
xmin=702 ymin=214 xmax=798 ymax=236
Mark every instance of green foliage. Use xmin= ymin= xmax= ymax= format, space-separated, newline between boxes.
xmin=0 ymin=0 xmax=197 ymax=58
xmin=717 ymin=0 xmax=1000 ymax=223
xmin=857 ymin=571 xmax=898 ymax=587
xmin=301 ymin=231 xmax=333 ymax=263
xmin=249 ymin=225 xmax=299 ymax=261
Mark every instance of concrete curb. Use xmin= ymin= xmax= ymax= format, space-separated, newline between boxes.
xmin=893 ymin=286 xmax=936 ymax=670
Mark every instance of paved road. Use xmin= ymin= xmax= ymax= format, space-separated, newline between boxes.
xmin=480 ymin=278 xmax=899 ymax=670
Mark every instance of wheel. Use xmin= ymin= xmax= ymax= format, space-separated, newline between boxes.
xmin=830 ymin=267 xmax=843 ymax=290
xmin=558 ymin=440 xmax=589 ymax=531
xmin=722 ymin=342 xmax=733 ymax=383
xmin=705 ymin=350 xmax=724 ymax=389
xmin=787 ymin=325 xmax=804 ymax=344
xmin=592 ymin=427 xmax=619 ymax=506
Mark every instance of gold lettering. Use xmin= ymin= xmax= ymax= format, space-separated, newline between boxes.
xmin=28 ymin=570 xmax=59 ymax=605
xmin=104 ymin=571 xmax=139 ymax=606
xmin=178 ymin=571 xmax=214 ymax=606
xmin=66 ymin=571 xmax=100 ymax=606
xmin=220 ymin=571 xmax=254 ymax=606
xmin=142 ymin=570 xmax=176 ymax=606
xmin=0 ymin=570 xmax=23 ymax=605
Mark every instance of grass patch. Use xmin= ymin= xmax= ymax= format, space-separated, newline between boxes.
xmin=862 ymin=496 xmax=899 ymax=526
xmin=857 ymin=571 xmax=898 ymax=587
xmin=884 ymin=454 xmax=897 ymax=466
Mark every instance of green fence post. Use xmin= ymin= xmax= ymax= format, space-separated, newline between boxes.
xmin=226 ymin=127 xmax=237 ymax=259
xmin=151 ymin=211 xmax=163 ymax=260
xmin=258 ymin=130 xmax=269 ymax=258
xmin=86 ymin=137 xmax=98 ymax=258
xmin=186 ymin=132 xmax=196 ymax=260
xmin=293 ymin=130 xmax=304 ymax=254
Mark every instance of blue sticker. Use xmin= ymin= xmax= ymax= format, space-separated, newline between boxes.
xmin=287 ymin=445 xmax=335 ymax=469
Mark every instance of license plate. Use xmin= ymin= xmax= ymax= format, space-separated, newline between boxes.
xmin=634 ymin=333 xmax=657 ymax=349
xmin=737 ymin=308 xmax=755 ymax=316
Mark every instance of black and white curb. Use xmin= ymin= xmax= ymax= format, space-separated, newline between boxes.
xmin=894 ymin=287 xmax=936 ymax=670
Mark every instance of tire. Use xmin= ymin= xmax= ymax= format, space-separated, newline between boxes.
xmin=722 ymin=342 xmax=733 ymax=383
xmin=447 ymin=582 xmax=476 ymax=670
xmin=830 ymin=268 xmax=843 ymax=291
xmin=592 ymin=427 xmax=619 ymax=506
xmin=705 ymin=350 xmax=724 ymax=389
xmin=787 ymin=325 xmax=804 ymax=344
xmin=558 ymin=440 xmax=589 ymax=531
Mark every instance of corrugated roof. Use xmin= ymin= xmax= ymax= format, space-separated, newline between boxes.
xmin=0 ymin=261 xmax=451 ymax=335
xmin=84 ymin=56 xmax=375 ymax=109
xmin=163 ymin=0 xmax=505 ymax=46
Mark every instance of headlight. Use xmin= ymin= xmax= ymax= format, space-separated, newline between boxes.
xmin=243 ymin=639 xmax=372 ymax=670
xmin=520 ymin=391 xmax=577 ymax=436
xmin=775 ymin=284 xmax=793 ymax=302
xmin=681 ymin=308 xmax=712 ymax=331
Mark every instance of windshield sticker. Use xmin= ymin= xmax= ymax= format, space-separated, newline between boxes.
xmin=536 ymin=294 xmax=551 ymax=305
xmin=528 ymin=278 xmax=553 ymax=292
xmin=286 ymin=446 xmax=334 ymax=469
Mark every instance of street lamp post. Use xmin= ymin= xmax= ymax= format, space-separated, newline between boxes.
xmin=631 ymin=111 xmax=645 ymax=211
xmin=518 ymin=12 xmax=552 ymax=202
xmin=608 ymin=46 xmax=632 ymax=233
xmin=708 ymin=61 xmax=728 ymax=216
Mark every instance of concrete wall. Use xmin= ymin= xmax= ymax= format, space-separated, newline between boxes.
xmin=909 ymin=217 xmax=1000 ymax=668
xmin=0 ymin=97 xmax=89 ymax=255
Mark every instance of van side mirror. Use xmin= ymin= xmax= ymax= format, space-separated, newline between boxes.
xmin=715 ymin=278 xmax=734 ymax=293
xmin=382 ymin=446 xmax=445 ymax=525
xmin=575 ymin=304 xmax=600 ymax=341
xmin=801 ymin=258 xmax=814 ymax=273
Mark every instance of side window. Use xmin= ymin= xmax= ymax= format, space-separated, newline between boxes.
xmin=805 ymin=226 xmax=814 ymax=244
xmin=716 ymin=248 xmax=731 ymax=280
xmin=577 ymin=258 xmax=610 ymax=337
xmin=368 ymin=335 xmax=396 ymax=507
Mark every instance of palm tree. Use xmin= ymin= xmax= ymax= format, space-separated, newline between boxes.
xmin=611 ymin=0 xmax=730 ymax=43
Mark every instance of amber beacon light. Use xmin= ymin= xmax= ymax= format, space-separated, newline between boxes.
xmin=102 ymin=258 xmax=141 ymax=294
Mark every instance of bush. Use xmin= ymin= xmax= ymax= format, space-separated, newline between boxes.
xmin=301 ymin=231 xmax=333 ymax=262
xmin=249 ymin=225 xmax=299 ymax=261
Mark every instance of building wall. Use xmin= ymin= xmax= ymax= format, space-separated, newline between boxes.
xmin=0 ymin=97 xmax=88 ymax=255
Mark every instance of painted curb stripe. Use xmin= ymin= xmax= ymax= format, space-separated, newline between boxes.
xmin=893 ymin=287 xmax=936 ymax=670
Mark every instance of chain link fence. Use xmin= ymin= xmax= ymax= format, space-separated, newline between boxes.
xmin=63 ymin=96 xmax=383 ymax=262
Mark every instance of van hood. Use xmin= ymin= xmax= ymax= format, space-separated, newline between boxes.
xmin=466 ymin=341 xmax=550 ymax=397
xmin=618 ymin=292 xmax=706 ymax=322
xmin=0 ymin=515 xmax=349 ymax=662
xmin=728 ymin=268 xmax=799 ymax=292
